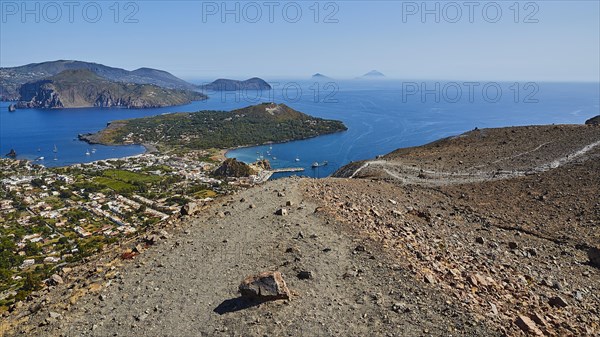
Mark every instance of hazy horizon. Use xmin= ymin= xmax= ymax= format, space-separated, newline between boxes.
xmin=1 ymin=1 xmax=599 ymax=82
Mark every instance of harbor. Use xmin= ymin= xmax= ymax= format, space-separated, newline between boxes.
xmin=254 ymin=167 xmax=305 ymax=184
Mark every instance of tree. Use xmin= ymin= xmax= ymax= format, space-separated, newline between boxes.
xmin=22 ymin=272 xmax=41 ymax=291
xmin=0 ymin=237 xmax=22 ymax=269
xmin=24 ymin=241 xmax=41 ymax=256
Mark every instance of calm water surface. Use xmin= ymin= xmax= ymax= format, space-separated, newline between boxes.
xmin=1 ymin=81 xmax=598 ymax=179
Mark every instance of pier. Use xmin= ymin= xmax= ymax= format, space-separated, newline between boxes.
xmin=254 ymin=167 xmax=305 ymax=183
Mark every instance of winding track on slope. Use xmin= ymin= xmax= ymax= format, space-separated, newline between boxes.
xmin=349 ymin=139 xmax=600 ymax=185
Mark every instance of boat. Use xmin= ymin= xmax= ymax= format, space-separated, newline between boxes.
xmin=85 ymin=150 xmax=91 ymax=156
xmin=36 ymin=156 xmax=44 ymax=161
xmin=295 ymin=156 xmax=300 ymax=162
xmin=272 ymin=156 xmax=277 ymax=160
xmin=312 ymin=161 xmax=328 ymax=168
xmin=91 ymin=148 xmax=97 ymax=153
xmin=53 ymin=145 xmax=58 ymax=153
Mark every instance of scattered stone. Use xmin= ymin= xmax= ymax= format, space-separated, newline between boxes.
xmin=423 ymin=273 xmax=435 ymax=284
xmin=49 ymin=311 xmax=62 ymax=320
xmin=388 ymin=199 xmax=397 ymax=205
xmin=47 ymin=274 xmax=63 ymax=286
xmin=285 ymin=200 xmax=294 ymax=206
xmin=181 ymin=202 xmax=200 ymax=216
xmin=249 ymin=204 xmax=255 ymax=209
xmin=135 ymin=313 xmax=148 ymax=321
xmin=392 ymin=302 xmax=409 ymax=313
xmin=530 ymin=312 xmax=548 ymax=328
xmin=391 ymin=210 xmax=402 ymax=217
xmin=508 ymin=242 xmax=518 ymax=249
xmin=240 ymin=198 xmax=246 ymax=202
xmin=549 ymin=296 xmax=568 ymax=308
xmin=275 ymin=208 xmax=288 ymax=216
xmin=297 ymin=271 xmax=313 ymax=280
xmin=515 ymin=315 xmax=543 ymax=336
xmin=490 ymin=303 xmax=498 ymax=316
xmin=285 ymin=247 xmax=300 ymax=254
xmin=370 ymin=208 xmax=381 ymax=217
xmin=475 ymin=237 xmax=485 ymax=244
xmin=239 ymin=271 xmax=290 ymax=301
xmin=277 ymin=192 xmax=285 ymax=197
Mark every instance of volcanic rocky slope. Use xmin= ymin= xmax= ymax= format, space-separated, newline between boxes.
xmin=3 ymin=123 xmax=599 ymax=337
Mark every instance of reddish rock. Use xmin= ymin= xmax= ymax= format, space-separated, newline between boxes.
xmin=515 ymin=315 xmax=543 ymax=336
xmin=239 ymin=271 xmax=290 ymax=301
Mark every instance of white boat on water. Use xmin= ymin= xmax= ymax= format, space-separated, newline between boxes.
xmin=295 ymin=156 xmax=300 ymax=162
xmin=312 ymin=161 xmax=328 ymax=168
xmin=85 ymin=150 xmax=91 ymax=156
xmin=37 ymin=156 xmax=44 ymax=161
xmin=53 ymin=145 xmax=58 ymax=153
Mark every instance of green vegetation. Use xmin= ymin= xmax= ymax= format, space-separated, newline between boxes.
xmin=83 ymin=103 xmax=347 ymax=151
xmin=102 ymin=170 xmax=162 ymax=184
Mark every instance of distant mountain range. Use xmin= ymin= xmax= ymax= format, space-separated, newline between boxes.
xmin=16 ymin=69 xmax=207 ymax=109
xmin=0 ymin=60 xmax=272 ymax=103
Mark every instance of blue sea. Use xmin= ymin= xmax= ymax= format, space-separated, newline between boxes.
xmin=1 ymin=81 xmax=598 ymax=178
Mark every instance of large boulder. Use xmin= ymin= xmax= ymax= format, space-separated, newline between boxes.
xmin=239 ymin=271 xmax=290 ymax=301
xmin=213 ymin=158 xmax=255 ymax=177
xmin=5 ymin=149 xmax=16 ymax=158
xmin=585 ymin=115 xmax=600 ymax=125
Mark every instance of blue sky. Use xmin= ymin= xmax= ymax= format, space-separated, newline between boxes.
xmin=1 ymin=1 xmax=599 ymax=81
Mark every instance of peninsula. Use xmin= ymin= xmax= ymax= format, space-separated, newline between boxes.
xmin=79 ymin=103 xmax=347 ymax=151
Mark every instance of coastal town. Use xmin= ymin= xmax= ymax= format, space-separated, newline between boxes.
xmin=0 ymin=151 xmax=267 ymax=307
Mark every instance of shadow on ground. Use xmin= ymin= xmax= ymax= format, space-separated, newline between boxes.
xmin=213 ymin=297 xmax=266 ymax=315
